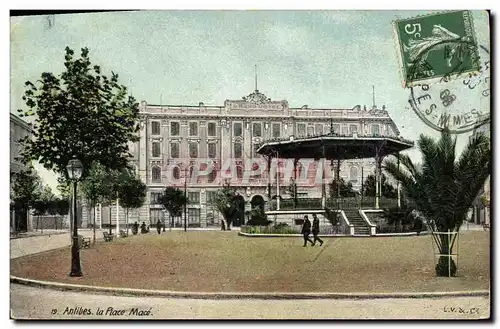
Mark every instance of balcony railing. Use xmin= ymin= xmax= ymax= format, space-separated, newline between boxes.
xmin=268 ymin=196 xmax=398 ymax=211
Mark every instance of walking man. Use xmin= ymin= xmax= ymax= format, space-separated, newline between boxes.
xmin=301 ymin=215 xmax=314 ymax=247
xmin=311 ymin=214 xmax=324 ymax=246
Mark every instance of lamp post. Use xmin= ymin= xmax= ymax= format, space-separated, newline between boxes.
xmin=66 ymin=157 xmax=84 ymax=277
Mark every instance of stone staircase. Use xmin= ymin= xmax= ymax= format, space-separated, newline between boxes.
xmin=343 ymin=210 xmax=371 ymax=235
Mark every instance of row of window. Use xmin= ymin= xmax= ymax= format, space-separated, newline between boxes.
xmin=150 ymin=208 xmax=201 ymax=224
xmin=151 ymin=141 xmax=259 ymax=159
xmin=150 ymin=191 xmax=218 ymax=205
xmin=150 ymin=166 xmax=241 ymax=183
xmin=149 ymin=165 xmax=361 ymax=184
xmin=150 ymin=121 xmax=382 ymax=138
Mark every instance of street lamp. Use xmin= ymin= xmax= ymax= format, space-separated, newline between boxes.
xmin=66 ymin=157 xmax=84 ymax=277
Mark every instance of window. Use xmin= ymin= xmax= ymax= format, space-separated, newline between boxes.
xmin=173 ymin=166 xmax=180 ymax=180
xmin=207 ymin=191 xmax=218 ymax=203
xmin=234 ymin=122 xmax=243 ymax=137
xmin=150 ymin=209 xmax=164 ymax=224
xmin=188 ymin=208 xmax=201 ymax=226
xmin=315 ymin=124 xmax=323 ymax=135
xmin=234 ymin=142 xmax=242 ymax=158
xmin=152 ymin=142 xmax=161 ymax=157
xmin=252 ymin=122 xmax=262 ymax=137
xmin=188 ymin=192 xmax=200 ymax=204
xmin=272 ymin=123 xmax=281 ymax=138
xmin=151 ymin=121 xmax=161 ymax=135
xmin=150 ymin=192 xmax=163 ymax=205
xmin=189 ymin=122 xmax=198 ymax=136
xmin=208 ymin=143 xmax=217 ymax=158
xmin=152 ymin=166 xmax=161 ymax=182
xmin=208 ymin=122 xmax=216 ymax=137
xmin=170 ymin=122 xmax=180 ymax=136
xmin=331 ymin=124 xmax=340 ymax=134
xmin=307 ymin=126 xmax=314 ymax=136
xmin=350 ymin=125 xmax=358 ymax=135
xmin=371 ymin=124 xmax=380 ymax=136
xmin=189 ymin=142 xmax=198 ymax=158
xmin=297 ymin=123 xmax=306 ymax=136
xmin=350 ymin=166 xmax=359 ymax=184
xmin=170 ymin=143 xmax=179 ymax=158
xmin=342 ymin=125 xmax=348 ymax=135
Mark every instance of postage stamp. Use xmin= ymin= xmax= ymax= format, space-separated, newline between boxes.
xmin=408 ymin=44 xmax=490 ymax=134
xmin=393 ymin=10 xmax=481 ymax=88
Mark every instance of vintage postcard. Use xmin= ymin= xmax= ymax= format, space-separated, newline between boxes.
xmin=9 ymin=9 xmax=491 ymax=320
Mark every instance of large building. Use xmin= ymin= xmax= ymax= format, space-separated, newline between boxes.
xmin=82 ymin=88 xmax=404 ymax=229
xmin=10 ymin=113 xmax=33 ymax=232
xmin=10 ymin=113 xmax=31 ymax=174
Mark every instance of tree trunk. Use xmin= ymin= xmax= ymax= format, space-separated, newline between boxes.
xmin=435 ymin=233 xmax=457 ymax=277
xmin=109 ymin=206 xmax=112 ymax=235
xmin=126 ymin=208 xmax=129 ymax=233
xmin=92 ymin=205 xmax=96 ymax=245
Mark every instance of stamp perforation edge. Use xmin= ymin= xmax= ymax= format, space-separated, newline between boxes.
xmin=392 ymin=10 xmax=484 ymax=88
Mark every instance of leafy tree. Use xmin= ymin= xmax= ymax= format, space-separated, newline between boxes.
xmin=10 ymin=168 xmax=43 ymax=232
xmin=159 ymin=187 xmax=188 ymax=229
xmin=32 ymin=184 xmax=56 ymax=232
xmin=212 ymin=186 xmax=242 ymax=230
xmin=46 ymin=199 xmax=59 ymax=229
xmin=54 ymin=198 xmax=70 ymax=229
xmin=328 ymin=177 xmax=356 ymax=198
xmin=80 ymin=162 xmax=113 ymax=243
xmin=384 ymin=128 xmax=490 ymax=277
xmin=56 ymin=175 xmax=71 ymax=199
xmin=363 ymin=173 xmax=397 ymax=198
xmin=117 ymin=170 xmax=147 ymax=233
xmin=17 ymin=46 xmax=140 ymax=181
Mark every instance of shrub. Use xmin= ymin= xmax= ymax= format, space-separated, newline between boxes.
xmin=247 ymin=206 xmax=272 ymax=226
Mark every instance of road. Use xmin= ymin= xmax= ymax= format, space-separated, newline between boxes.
xmin=10 ymin=229 xmax=104 ymax=259
xmin=10 ymin=284 xmax=489 ymax=320
xmin=10 ymin=230 xmax=490 ymax=320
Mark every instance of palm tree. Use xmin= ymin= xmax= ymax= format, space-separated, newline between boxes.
xmin=384 ymin=128 xmax=490 ymax=277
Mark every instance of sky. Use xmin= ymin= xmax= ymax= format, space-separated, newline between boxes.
xmin=9 ymin=10 xmax=491 ymax=194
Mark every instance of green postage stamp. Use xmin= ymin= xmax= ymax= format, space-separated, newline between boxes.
xmin=393 ymin=10 xmax=480 ymax=87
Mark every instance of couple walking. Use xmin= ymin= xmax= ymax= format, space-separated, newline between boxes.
xmin=301 ymin=214 xmax=324 ymax=247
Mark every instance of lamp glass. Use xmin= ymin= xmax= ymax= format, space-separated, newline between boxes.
xmin=66 ymin=159 xmax=83 ymax=180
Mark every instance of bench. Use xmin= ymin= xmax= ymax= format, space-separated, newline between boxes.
xmin=482 ymin=223 xmax=490 ymax=231
xmin=119 ymin=230 xmax=129 ymax=238
xmin=103 ymin=232 xmax=114 ymax=242
xmin=78 ymin=235 xmax=91 ymax=249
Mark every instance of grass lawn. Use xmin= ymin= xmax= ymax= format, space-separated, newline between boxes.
xmin=10 ymin=231 xmax=490 ymax=293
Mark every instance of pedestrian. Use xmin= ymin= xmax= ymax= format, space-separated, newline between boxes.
xmin=311 ymin=214 xmax=324 ymax=246
xmin=301 ymin=215 xmax=314 ymax=247
xmin=140 ymin=222 xmax=147 ymax=234
xmin=156 ymin=220 xmax=162 ymax=234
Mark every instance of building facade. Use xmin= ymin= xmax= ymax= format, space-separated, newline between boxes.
xmin=107 ymin=89 xmax=402 ymax=229
xmin=10 ymin=113 xmax=33 ymax=232
xmin=81 ymin=89 xmax=403 ymax=229
xmin=10 ymin=113 xmax=31 ymax=174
